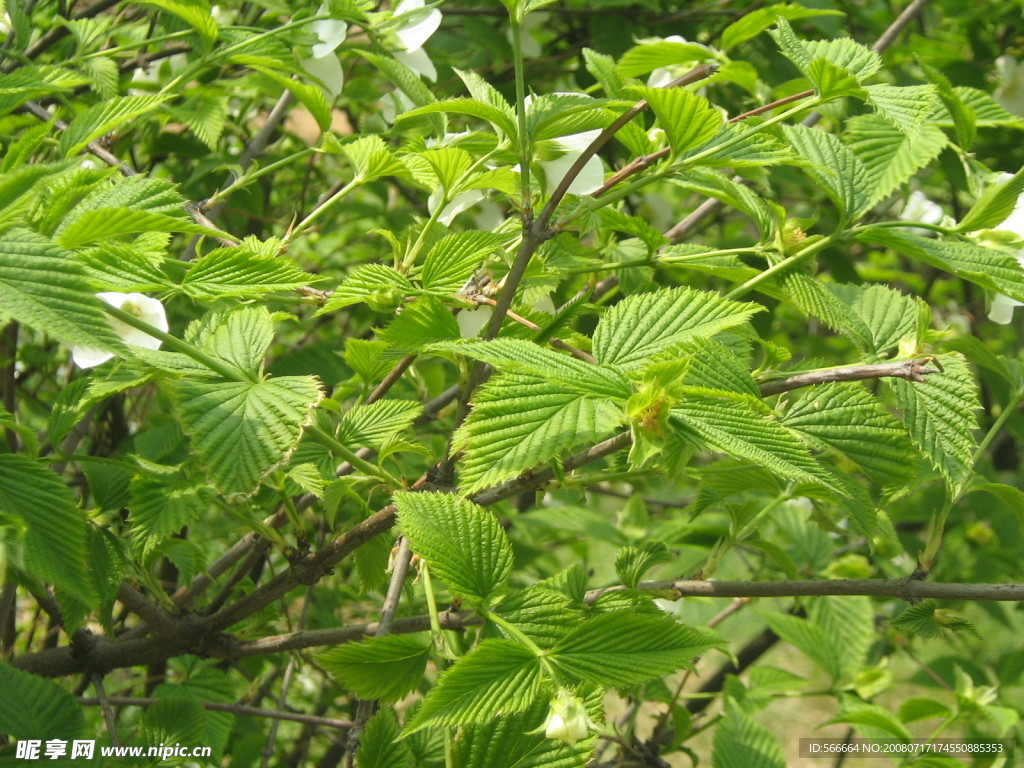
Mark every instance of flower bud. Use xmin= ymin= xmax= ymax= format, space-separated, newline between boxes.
xmin=540 ymin=690 xmax=596 ymax=746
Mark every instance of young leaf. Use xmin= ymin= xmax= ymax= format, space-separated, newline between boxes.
xmin=316 ymin=264 xmax=413 ymax=314
xmin=783 ymin=124 xmax=873 ymax=220
xmin=845 ymin=115 xmax=948 ymax=207
xmin=442 ymin=339 xmax=630 ymax=399
xmin=402 ymin=640 xmax=542 ymax=735
xmin=57 ymin=95 xmax=166 ymax=157
xmin=888 ymin=353 xmax=978 ymax=493
xmin=394 ymin=491 xmax=514 ymax=605
xmin=633 ymin=86 xmax=722 ymax=156
xmin=862 ymin=84 xmax=938 ymax=136
xmin=719 ymin=4 xmax=842 ymax=51
xmin=617 ymin=40 xmax=712 ymax=78
xmin=320 ymin=634 xmax=431 ymax=702
xmin=454 ymin=374 xmax=623 ymax=493
xmin=137 ymin=0 xmax=219 ymax=48
xmin=173 ymin=375 xmax=323 ymax=498
xmin=420 ymin=231 xmax=505 ymax=293
xmin=341 ymin=135 xmax=409 ymax=182
xmin=549 ymin=612 xmax=720 ymax=687
xmin=128 ymin=471 xmax=214 ymax=558
xmin=615 ymin=541 xmax=674 ymax=589
xmin=376 ymin=297 xmax=460 ymax=352
xmin=592 ymin=287 xmax=762 ymax=371
xmin=338 ymin=399 xmax=423 ymax=447
xmin=956 ymin=164 xmax=1024 ymax=233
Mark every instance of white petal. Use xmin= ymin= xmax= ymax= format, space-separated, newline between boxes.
xmin=989 ymin=293 xmax=1022 ymax=324
xmin=541 ymin=153 xmax=604 ymax=196
xmin=380 ymin=89 xmax=415 ymax=124
xmin=438 ymin=190 xmax=486 ymax=226
xmin=394 ymin=0 xmax=424 ymax=13
xmin=71 ymin=346 xmax=115 ymax=369
xmin=395 ymin=6 xmax=442 ymax=52
xmin=457 ymin=306 xmax=492 ymax=338
xmin=311 ymin=18 xmax=348 ymax=57
xmin=552 ymin=129 xmax=601 ymax=153
xmin=300 ymin=54 xmax=344 ymax=98
xmin=395 ymin=47 xmax=436 ymax=81
xmin=646 ymin=67 xmax=674 ymax=88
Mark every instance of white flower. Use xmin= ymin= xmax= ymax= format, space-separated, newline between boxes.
xmin=457 ymin=305 xmax=491 ymax=338
xmin=381 ymin=88 xmax=416 ymax=123
xmin=898 ymin=190 xmax=944 ymax=227
xmin=995 ymin=56 xmax=1024 ymax=117
xmin=299 ymin=10 xmax=348 ymax=98
xmin=646 ymin=35 xmax=712 ymax=89
xmin=970 ymin=175 xmax=1024 ymax=324
xmin=538 ymin=691 xmax=597 ymax=746
xmin=71 ymin=292 xmax=168 ymax=369
xmin=540 ymin=129 xmax=605 ymax=196
xmin=505 ymin=11 xmax=547 ymax=58
xmin=428 ymin=189 xmax=487 ymax=226
xmin=389 ymin=0 xmax=441 ymax=81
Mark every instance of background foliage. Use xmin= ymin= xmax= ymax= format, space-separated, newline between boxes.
xmin=1 ymin=0 xmax=1023 ymax=766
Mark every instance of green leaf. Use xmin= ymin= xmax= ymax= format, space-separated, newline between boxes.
xmin=783 ymin=383 xmax=916 ymax=486
xmin=889 ymin=353 xmax=978 ymax=493
xmin=56 ymin=207 xmax=228 ymax=249
xmin=807 ymin=596 xmax=873 ymax=679
xmin=828 ymin=283 xmax=921 ymax=355
xmin=317 ymin=264 xmax=413 ymax=314
xmin=186 ymin=306 xmax=274 ymax=373
xmin=137 ymin=0 xmax=218 ymax=48
xmin=453 ymin=690 xmax=601 ymax=768
xmin=615 ymin=541 xmax=674 ymax=589
xmin=356 ymin=708 xmax=413 ymax=768
xmin=57 ymin=95 xmax=166 ymax=157
xmin=174 ymin=375 xmax=323 ymax=498
xmin=862 ymin=84 xmax=938 ymax=136
xmin=771 ymin=20 xmax=881 ymax=85
xmin=402 ymin=640 xmax=542 ymax=735
xmin=398 ymin=98 xmax=518 ymax=140
xmin=129 ymin=471 xmax=214 ymax=558
xmin=395 ymin=491 xmax=514 ymax=605
xmin=0 ymin=66 xmax=88 ymax=117
xmin=593 ymin=287 xmax=762 ymax=371
xmin=454 ymin=374 xmax=623 ymax=493
xmin=762 ymin=612 xmax=842 ymax=679
xmin=670 ymin=169 xmax=774 ymax=238
xmin=898 ymin=698 xmax=952 ymax=723
xmin=248 ymin=64 xmax=331 ymax=132
xmin=719 ymin=4 xmax=842 ymax=51
xmin=182 ymin=245 xmax=317 ymax=299
xmin=957 ymin=165 xmax=1024 ymax=232
xmin=377 ymin=297 xmax=460 ymax=352
xmin=823 ymin=702 xmax=911 ymax=740
xmin=357 ymin=50 xmax=444 ymax=134
xmin=0 ymin=455 xmax=93 ymax=605
xmin=0 ymin=228 xmax=126 ymax=353
xmin=617 ymin=40 xmax=712 ymax=78
xmin=932 ymin=86 xmax=1024 ymax=129
xmin=684 ymin=125 xmax=798 ymax=168
xmin=783 ymin=124 xmax=873 ymax=220
xmin=341 ymin=135 xmax=409 ymax=182
xmin=321 ymin=634 xmax=431 ymax=702
xmin=858 ymin=228 xmax=1024 ymax=302
xmin=173 ymin=90 xmax=228 ymax=149
xmin=420 ymin=231 xmax=505 ymax=293
xmin=549 ymin=612 xmax=720 ymax=687
xmin=0 ymin=661 xmax=85 ymax=740
xmin=443 ymin=339 xmax=630 ymax=398
xmin=633 ymin=86 xmax=722 ymax=156
xmin=671 ymin=394 xmax=832 ymax=488
xmin=338 ymin=399 xmax=422 ymax=447
xmin=712 ymin=707 xmax=785 ymax=768
xmin=845 ymin=115 xmax=948 ymax=207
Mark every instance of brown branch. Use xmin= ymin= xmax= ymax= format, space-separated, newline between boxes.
xmin=538 ymin=63 xmax=718 ymax=229
xmin=78 ymin=696 xmax=352 ymax=729
xmin=757 ymin=357 xmax=943 ymax=397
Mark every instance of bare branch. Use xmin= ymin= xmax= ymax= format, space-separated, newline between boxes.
xmin=79 ymin=696 xmax=352 ymax=729
xmin=757 ymin=358 xmax=943 ymax=397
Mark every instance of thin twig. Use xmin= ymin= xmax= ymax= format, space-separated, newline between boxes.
xmin=472 ymin=295 xmax=595 ymax=362
xmin=91 ymin=675 xmax=121 ymax=747
xmin=757 ymin=357 xmax=943 ymax=397
xmin=78 ymin=696 xmax=352 ymax=729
